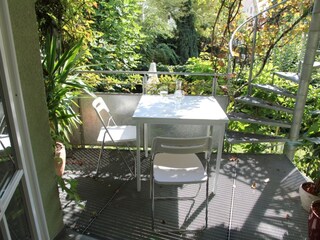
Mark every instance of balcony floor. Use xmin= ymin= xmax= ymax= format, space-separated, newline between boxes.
xmin=58 ymin=148 xmax=309 ymax=240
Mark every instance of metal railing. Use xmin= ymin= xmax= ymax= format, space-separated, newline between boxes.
xmin=78 ymin=70 xmax=230 ymax=96
xmin=227 ymin=0 xmax=289 ymax=95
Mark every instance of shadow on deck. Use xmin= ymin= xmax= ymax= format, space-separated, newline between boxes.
xmin=58 ymin=148 xmax=309 ymax=240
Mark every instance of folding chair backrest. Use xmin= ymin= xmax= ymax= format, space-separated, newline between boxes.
xmin=152 ymin=136 xmax=213 ymax=156
xmin=92 ymin=97 xmax=116 ymax=128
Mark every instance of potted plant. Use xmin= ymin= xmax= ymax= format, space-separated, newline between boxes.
xmin=293 ymin=115 xmax=320 ymax=237
xmin=41 ymin=34 xmax=89 ymax=203
xmin=54 ymin=142 xmax=66 ymax=176
xmin=309 ymin=199 xmax=320 ymax=240
xmin=299 ymin=179 xmax=320 ymax=212
xmin=297 ymin=135 xmax=320 ymax=211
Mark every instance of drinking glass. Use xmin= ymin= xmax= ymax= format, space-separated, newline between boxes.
xmin=159 ymin=85 xmax=168 ymax=98
xmin=174 ymin=80 xmax=183 ymax=103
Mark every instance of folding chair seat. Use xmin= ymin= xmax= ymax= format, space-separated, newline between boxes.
xmin=150 ymin=136 xmax=213 ymax=232
xmin=92 ymin=97 xmax=136 ymax=177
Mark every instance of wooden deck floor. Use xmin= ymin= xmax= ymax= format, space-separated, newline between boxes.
xmin=58 ymin=149 xmax=309 ymax=240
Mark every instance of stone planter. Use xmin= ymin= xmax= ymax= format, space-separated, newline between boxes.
xmin=54 ymin=142 xmax=66 ymax=176
xmin=299 ymin=182 xmax=320 ymax=212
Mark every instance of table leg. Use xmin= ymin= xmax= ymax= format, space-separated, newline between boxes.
xmin=136 ymin=122 xmax=141 ymax=192
xmin=144 ymin=123 xmax=148 ymax=157
xmin=205 ymin=126 xmax=211 ymax=158
xmin=212 ymin=123 xmax=226 ymax=194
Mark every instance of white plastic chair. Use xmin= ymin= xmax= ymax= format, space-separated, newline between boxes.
xmin=92 ymin=97 xmax=136 ymax=177
xmin=150 ymin=136 xmax=213 ymax=232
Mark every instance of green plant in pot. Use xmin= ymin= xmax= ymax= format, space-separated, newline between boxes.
xmin=296 ymin=119 xmax=320 ymax=212
xmin=41 ymin=34 xmax=89 ymax=204
xmin=299 ymin=160 xmax=320 ymax=212
xmin=298 ymin=137 xmax=320 ymax=239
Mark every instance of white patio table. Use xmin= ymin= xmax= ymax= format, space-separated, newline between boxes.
xmin=132 ymin=95 xmax=229 ymax=193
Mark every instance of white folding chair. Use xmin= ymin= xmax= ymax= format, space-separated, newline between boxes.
xmin=92 ymin=97 xmax=136 ymax=177
xmin=150 ymin=136 xmax=213 ymax=232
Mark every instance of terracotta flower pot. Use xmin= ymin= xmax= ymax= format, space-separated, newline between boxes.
xmin=309 ymin=200 xmax=320 ymax=240
xmin=54 ymin=142 xmax=66 ymax=176
xmin=299 ymin=182 xmax=320 ymax=212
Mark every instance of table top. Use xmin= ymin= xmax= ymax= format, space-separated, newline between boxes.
xmin=132 ymin=95 xmax=229 ymax=125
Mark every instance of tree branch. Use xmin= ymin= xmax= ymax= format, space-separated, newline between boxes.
xmin=253 ymin=6 xmax=311 ymax=80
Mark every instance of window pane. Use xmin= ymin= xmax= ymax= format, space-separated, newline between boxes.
xmin=0 ymin=102 xmax=14 ymax=199
xmin=0 ymin=37 xmax=32 ymax=240
xmin=6 ymin=184 xmax=32 ymax=240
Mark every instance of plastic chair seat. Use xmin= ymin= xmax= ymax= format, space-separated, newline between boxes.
xmin=97 ymin=125 xmax=136 ymax=143
xmin=154 ymin=153 xmax=207 ymax=185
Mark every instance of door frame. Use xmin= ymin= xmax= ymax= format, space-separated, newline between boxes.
xmin=0 ymin=0 xmax=49 ymax=238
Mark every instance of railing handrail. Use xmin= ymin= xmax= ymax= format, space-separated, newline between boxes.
xmin=78 ymin=70 xmax=231 ymax=96
xmin=228 ymin=0 xmax=289 ymax=59
xmin=78 ymin=70 xmax=227 ymax=77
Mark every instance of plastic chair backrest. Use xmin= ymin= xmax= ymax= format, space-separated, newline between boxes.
xmin=151 ymin=136 xmax=213 ymax=156
xmin=92 ymin=97 xmax=116 ymax=128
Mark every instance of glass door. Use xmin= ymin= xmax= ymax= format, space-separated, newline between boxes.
xmin=0 ymin=48 xmax=32 ymax=239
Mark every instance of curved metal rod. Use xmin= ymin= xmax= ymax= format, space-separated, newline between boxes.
xmin=228 ymin=0 xmax=289 ymax=58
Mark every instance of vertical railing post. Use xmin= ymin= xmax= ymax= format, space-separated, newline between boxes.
xmin=285 ymin=0 xmax=320 ymax=160
xmin=227 ymin=52 xmax=233 ymax=92
xmin=212 ymin=75 xmax=217 ymax=96
xmin=142 ymin=73 xmax=147 ymax=94
xmin=247 ymin=15 xmax=258 ymax=96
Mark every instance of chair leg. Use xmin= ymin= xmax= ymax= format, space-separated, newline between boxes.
xmin=123 ymin=142 xmax=138 ymax=177
xmin=205 ymin=178 xmax=209 ymax=229
xmin=126 ymin=143 xmax=137 ymax=161
xmin=104 ymin=130 xmax=135 ymax=176
xmin=115 ymin=145 xmax=135 ymax=176
xmin=152 ymin=182 xmax=208 ymax=232
xmin=154 ymin=183 xmax=201 ymax=200
xmin=96 ymin=139 xmax=134 ymax=177
xmin=151 ymin=176 xmax=155 ymax=230
xmin=149 ymin=159 xmax=153 ymax=199
xmin=95 ymin=141 xmax=105 ymax=177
